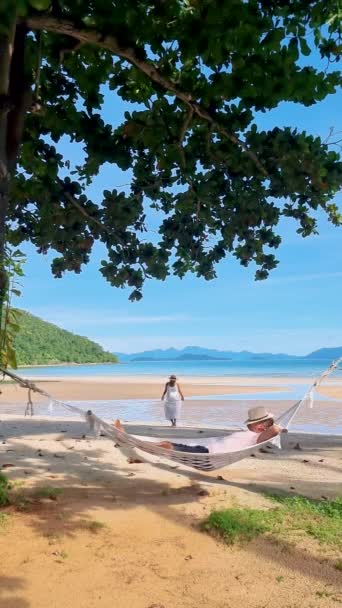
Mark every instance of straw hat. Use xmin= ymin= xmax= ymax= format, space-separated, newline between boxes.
xmin=245 ymin=406 xmax=274 ymax=424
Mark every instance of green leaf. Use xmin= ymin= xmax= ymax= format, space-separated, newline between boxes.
xmin=6 ymin=345 xmax=17 ymax=369
xmin=1 ymin=1 xmax=341 ymax=303
xmin=27 ymin=0 xmax=51 ymax=9
xmin=299 ymin=38 xmax=311 ymax=56
xmin=288 ymin=37 xmax=299 ymax=60
xmin=15 ymin=0 xmax=28 ymax=17
xmin=262 ymin=28 xmax=284 ymax=49
xmin=7 ymin=322 xmax=21 ymax=332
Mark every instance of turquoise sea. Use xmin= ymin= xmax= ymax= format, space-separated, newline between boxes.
xmin=18 ymin=358 xmax=342 ymax=378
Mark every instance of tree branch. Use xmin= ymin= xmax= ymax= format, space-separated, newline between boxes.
xmin=0 ymin=16 xmax=16 ymax=173
xmin=63 ymin=189 xmax=110 ymax=236
xmin=6 ymin=24 xmax=32 ymax=173
xmin=32 ymin=30 xmax=42 ymax=110
xmin=0 ymin=16 xmax=17 ymax=312
xmin=25 ymin=15 xmax=267 ymax=177
xmin=179 ymin=106 xmax=194 ymax=146
xmin=62 ymin=183 xmax=151 ymax=276
xmin=177 ymin=105 xmax=193 ymax=168
xmin=323 ymin=127 xmax=342 ymax=149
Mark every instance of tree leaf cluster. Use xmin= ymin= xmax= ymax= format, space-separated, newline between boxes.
xmin=1 ymin=1 xmax=341 ymax=299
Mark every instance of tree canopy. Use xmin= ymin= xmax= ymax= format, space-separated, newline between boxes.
xmin=0 ymin=0 xmax=341 ymax=303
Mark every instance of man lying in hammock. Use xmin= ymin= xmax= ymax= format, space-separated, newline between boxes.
xmin=113 ymin=406 xmax=284 ymax=454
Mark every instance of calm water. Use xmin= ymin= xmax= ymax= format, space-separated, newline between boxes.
xmin=18 ymin=359 xmax=342 ymax=378
xmin=10 ymin=360 xmax=341 ymax=434
xmin=4 ymin=395 xmax=340 ymax=434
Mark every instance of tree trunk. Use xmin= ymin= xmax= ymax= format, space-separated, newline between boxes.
xmin=0 ymin=182 xmax=9 ymax=299
xmin=0 ymin=16 xmax=16 ymax=341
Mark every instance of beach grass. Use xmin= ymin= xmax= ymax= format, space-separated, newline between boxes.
xmin=0 ymin=473 xmax=11 ymax=507
xmin=202 ymin=495 xmax=342 ymax=547
xmin=0 ymin=476 xmax=64 ymax=508
xmin=0 ymin=512 xmax=10 ymax=528
xmin=84 ymin=520 xmax=108 ymax=533
xmin=35 ymin=486 xmax=64 ymax=501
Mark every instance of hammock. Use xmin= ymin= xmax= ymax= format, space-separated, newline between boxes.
xmin=1 ymin=358 xmax=341 ymax=472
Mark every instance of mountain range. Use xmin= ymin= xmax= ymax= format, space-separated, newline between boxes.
xmin=115 ymin=345 xmax=342 ymax=362
xmin=11 ymin=308 xmax=341 ymax=366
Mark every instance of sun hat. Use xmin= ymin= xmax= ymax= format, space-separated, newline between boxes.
xmin=169 ymin=374 xmax=177 ymax=379
xmin=245 ymin=406 xmax=274 ymax=425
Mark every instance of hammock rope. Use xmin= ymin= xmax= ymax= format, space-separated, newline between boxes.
xmin=0 ymin=358 xmax=341 ymax=472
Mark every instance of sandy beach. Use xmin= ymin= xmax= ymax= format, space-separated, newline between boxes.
xmin=0 ymin=375 xmax=289 ymax=402
xmin=0 ymin=375 xmax=341 ymax=608
xmin=2 ymin=371 xmax=342 ymax=402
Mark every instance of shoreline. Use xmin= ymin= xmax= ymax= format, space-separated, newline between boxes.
xmin=1 ymin=377 xmax=341 ymax=436
xmin=2 ymin=371 xmax=341 ymax=438
xmin=1 ymin=374 xmax=342 ymax=402
xmin=17 ymin=361 xmax=119 ymax=368
xmin=16 ymin=357 xmax=341 ymax=368
xmin=1 ymin=377 xmax=289 ymax=402
xmin=9 ymin=372 xmax=342 ymax=383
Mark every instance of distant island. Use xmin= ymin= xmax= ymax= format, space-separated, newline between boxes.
xmin=115 ymin=345 xmax=342 ymax=362
xmin=12 ymin=308 xmax=342 ymax=367
xmin=14 ymin=309 xmax=118 ymax=366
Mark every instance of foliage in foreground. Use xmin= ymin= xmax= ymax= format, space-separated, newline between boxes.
xmin=0 ymin=476 xmax=65 ymax=510
xmin=0 ymin=249 xmax=26 ymax=368
xmin=85 ymin=520 xmax=108 ymax=533
xmin=34 ymin=486 xmax=64 ymax=500
xmin=12 ymin=308 xmax=117 ymax=365
xmin=0 ymin=473 xmax=11 ymax=508
xmin=202 ymin=495 xmax=342 ymax=547
xmin=0 ymin=2 xmax=341 ymax=301
xmin=0 ymin=513 xmax=10 ymax=529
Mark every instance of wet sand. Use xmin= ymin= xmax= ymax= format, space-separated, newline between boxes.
xmin=1 ymin=376 xmax=288 ymax=402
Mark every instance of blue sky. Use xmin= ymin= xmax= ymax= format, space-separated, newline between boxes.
xmin=15 ymin=68 xmax=342 ymax=355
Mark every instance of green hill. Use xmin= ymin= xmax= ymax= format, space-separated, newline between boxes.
xmin=12 ymin=309 xmax=118 ymax=366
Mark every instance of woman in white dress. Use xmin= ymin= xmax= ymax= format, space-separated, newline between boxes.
xmin=161 ymin=374 xmax=184 ymax=427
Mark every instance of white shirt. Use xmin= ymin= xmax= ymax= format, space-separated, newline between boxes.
xmin=184 ymin=430 xmax=259 ymax=454
xmin=139 ymin=430 xmax=260 ymax=454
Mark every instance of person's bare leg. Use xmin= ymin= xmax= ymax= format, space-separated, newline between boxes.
xmin=113 ymin=420 xmax=173 ymax=450
xmin=113 ymin=419 xmax=124 ymax=431
xmin=157 ymin=441 xmax=174 ymax=450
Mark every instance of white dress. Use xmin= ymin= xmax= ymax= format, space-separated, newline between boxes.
xmin=163 ymin=384 xmax=182 ymax=421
